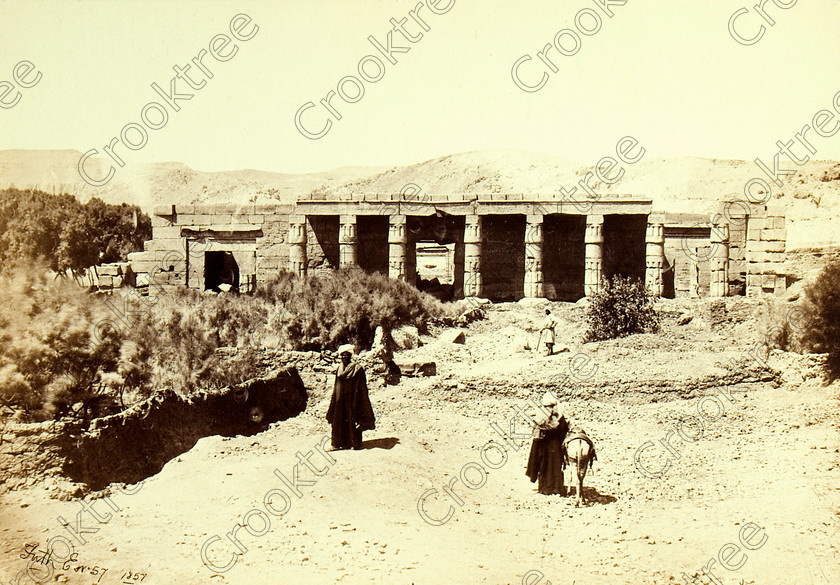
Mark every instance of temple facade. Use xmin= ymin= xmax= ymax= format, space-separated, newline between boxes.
xmin=124 ymin=193 xmax=787 ymax=301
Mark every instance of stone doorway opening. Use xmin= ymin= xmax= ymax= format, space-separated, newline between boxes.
xmin=204 ymin=251 xmax=240 ymax=292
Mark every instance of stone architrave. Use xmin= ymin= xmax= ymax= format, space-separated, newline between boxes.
xmin=388 ymin=215 xmax=408 ymax=281
xmin=584 ymin=214 xmax=604 ymax=296
xmin=339 ymin=214 xmax=357 ymax=268
xmin=288 ymin=216 xmax=307 ymax=277
xmin=710 ymin=222 xmax=730 ymax=297
xmin=525 ymin=214 xmax=544 ymax=298
xmin=645 ymin=219 xmax=665 ymax=297
xmin=463 ymin=215 xmax=482 ymax=297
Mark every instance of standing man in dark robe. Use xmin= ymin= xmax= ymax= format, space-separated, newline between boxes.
xmin=525 ymin=392 xmax=569 ymax=495
xmin=326 ymin=344 xmax=376 ymax=450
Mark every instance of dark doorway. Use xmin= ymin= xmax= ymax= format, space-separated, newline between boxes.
xmin=543 ymin=214 xmax=586 ymax=301
xmin=602 ymin=214 xmax=647 ymax=283
xmin=356 ymin=215 xmax=389 ymax=275
xmin=662 ymin=255 xmax=676 ymax=298
xmin=205 ymin=251 xmax=240 ymax=292
xmin=481 ymin=214 xmax=525 ymax=301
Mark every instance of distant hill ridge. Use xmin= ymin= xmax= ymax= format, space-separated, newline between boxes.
xmin=1 ymin=149 xmax=839 ymax=249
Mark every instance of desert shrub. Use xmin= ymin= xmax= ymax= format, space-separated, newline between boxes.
xmin=0 ymin=265 xmax=458 ymax=416
xmin=583 ymin=275 xmax=660 ymax=342
xmin=798 ymin=260 xmax=840 ymax=379
xmin=257 ymin=269 xmax=450 ymax=350
xmin=0 ymin=264 xmax=125 ymax=421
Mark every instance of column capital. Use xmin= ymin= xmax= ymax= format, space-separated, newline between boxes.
xmin=388 ymin=216 xmax=407 ymax=244
xmin=464 ymin=214 xmax=481 ymax=245
xmin=585 ymin=215 xmax=604 ymax=244
xmin=645 ymin=221 xmax=665 ymax=245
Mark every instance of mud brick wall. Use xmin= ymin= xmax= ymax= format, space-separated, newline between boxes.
xmin=481 ymin=214 xmax=525 ymax=301
xmin=63 ymin=367 xmax=307 ymax=490
xmin=543 ymin=214 xmax=585 ymax=301
xmin=0 ymin=420 xmax=79 ymax=497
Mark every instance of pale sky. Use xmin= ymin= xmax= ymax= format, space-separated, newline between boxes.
xmin=1 ymin=0 xmax=839 ymax=174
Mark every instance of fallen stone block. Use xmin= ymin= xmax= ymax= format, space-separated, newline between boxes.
xmin=395 ymin=361 xmax=437 ymax=377
xmin=439 ymin=329 xmax=466 ymax=344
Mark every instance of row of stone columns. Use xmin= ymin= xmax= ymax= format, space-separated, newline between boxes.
xmin=288 ymin=213 xmax=677 ymax=298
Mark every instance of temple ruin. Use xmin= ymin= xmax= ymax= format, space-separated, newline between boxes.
xmin=122 ymin=193 xmax=788 ymax=301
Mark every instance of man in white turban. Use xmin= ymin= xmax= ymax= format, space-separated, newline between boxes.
xmin=525 ymin=391 xmax=569 ymax=495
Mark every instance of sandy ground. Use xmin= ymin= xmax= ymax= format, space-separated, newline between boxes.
xmin=1 ymin=298 xmax=839 ymax=585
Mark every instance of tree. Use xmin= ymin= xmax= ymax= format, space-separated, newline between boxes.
xmin=0 ymin=189 xmax=152 ymax=276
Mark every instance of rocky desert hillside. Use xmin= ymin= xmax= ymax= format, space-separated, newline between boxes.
xmin=2 ymin=149 xmax=839 ymax=250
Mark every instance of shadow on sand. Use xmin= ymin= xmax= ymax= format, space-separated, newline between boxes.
xmin=568 ymin=486 xmax=617 ymax=506
xmin=361 ymin=437 xmax=400 ymax=450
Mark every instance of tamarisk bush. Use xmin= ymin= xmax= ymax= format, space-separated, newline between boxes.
xmin=584 ymin=275 xmax=660 ymax=342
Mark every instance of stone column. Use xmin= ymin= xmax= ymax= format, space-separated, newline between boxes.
xmin=645 ymin=219 xmax=665 ymax=297
xmin=584 ymin=214 xmax=604 ymax=296
xmin=524 ymin=214 xmax=544 ymax=298
xmin=338 ymin=214 xmax=357 ymax=268
xmin=388 ymin=214 xmax=408 ymax=281
xmin=288 ymin=215 xmax=307 ymax=277
xmin=710 ymin=222 xmax=730 ymax=297
xmin=464 ymin=215 xmax=482 ymax=297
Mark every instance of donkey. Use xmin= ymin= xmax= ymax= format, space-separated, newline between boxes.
xmin=564 ymin=428 xmax=596 ymax=507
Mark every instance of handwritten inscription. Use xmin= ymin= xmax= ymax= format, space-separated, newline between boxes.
xmin=19 ymin=543 xmax=148 ymax=584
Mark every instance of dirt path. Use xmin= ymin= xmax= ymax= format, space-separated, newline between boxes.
xmin=1 ymin=299 xmax=838 ymax=585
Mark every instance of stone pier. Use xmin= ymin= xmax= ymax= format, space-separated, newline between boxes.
xmin=464 ymin=215 xmax=482 ymax=297
xmin=288 ymin=215 xmax=307 ymax=277
xmin=645 ymin=216 xmax=665 ymax=297
xmin=388 ymin=214 xmax=408 ymax=281
xmin=584 ymin=214 xmax=604 ymax=296
xmin=339 ymin=214 xmax=357 ymax=268
xmin=524 ymin=214 xmax=544 ymax=298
